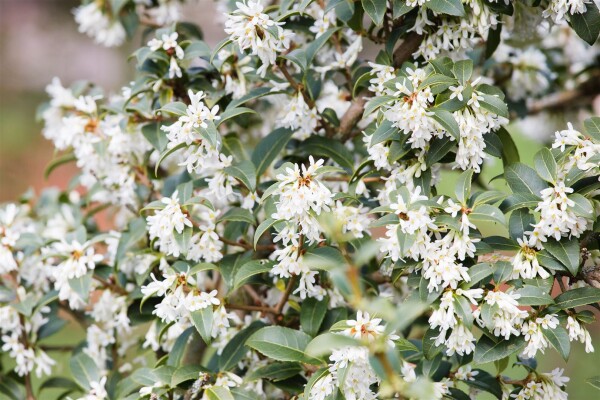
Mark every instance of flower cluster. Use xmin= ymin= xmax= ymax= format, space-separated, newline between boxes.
xmin=224 ymin=0 xmax=293 ymax=76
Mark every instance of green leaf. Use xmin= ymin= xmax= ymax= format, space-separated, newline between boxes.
xmin=167 ymin=327 xmax=195 ymax=366
xmin=362 ymin=0 xmax=387 ymax=25
xmin=584 ymin=116 xmax=600 ymax=140
xmin=479 ymin=93 xmax=508 ymax=118
xmin=219 ymin=321 xmax=266 ymax=370
xmin=508 ymin=208 xmax=535 ymax=241
xmin=419 ymin=73 xmax=457 ymax=93
xmin=426 ymin=136 xmax=455 ymax=167
xmin=464 ymin=369 xmax=503 ymax=398
xmin=183 ymin=40 xmax=211 ymax=60
xmin=44 ymin=153 xmax=76 ymax=179
xmin=253 ymin=218 xmax=280 ymax=249
xmin=422 ymin=328 xmax=444 ymax=359
xmin=514 ymin=286 xmax=553 ymax=306
xmin=222 ymin=134 xmax=248 ymax=162
xmin=68 ymin=270 xmax=93 ymax=302
xmin=224 ymin=160 xmax=257 ymax=191
xmin=569 ymin=193 xmax=595 ymax=217
xmin=303 ymin=246 xmax=346 ymax=271
xmin=500 ymin=193 xmax=541 ymax=212
xmin=0 ymin=376 xmax=24 ymax=400
xmin=191 ymin=307 xmax=214 ymax=345
xmin=247 ymin=326 xmax=319 ymax=364
xmin=70 ymin=353 xmax=101 ymax=391
xmin=371 ymin=119 xmax=398 ymax=146
xmin=299 ymin=136 xmax=355 ymax=171
xmin=210 ymin=38 xmax=233 ymax=64
xmin=455 ymin=169 xmax=474 ymax=204
xmin=173 ymin=226 xmax=192 ymax=256
xmin=305 ymin=332 xmax=361 ymax=358
xmin=493 ymin=261 xmax=513 ymax=283
xmin=155 ymin=142 xmax=186 ymax=175
xmin=543 ymin=325 xmax=571 ymax=361
xmin=453 ymin=59 xmax=473 ymax=84
xmin=245 ymin=362 xmax=303 ymax=382
xmin=469 ymin=204 xmax=505 ymax=226
xmin=205 ymin=386 xmax=234 ymax=400
xmin=303 ymin=368 xmax=330 ymax=398
xmin=251 ymin=127 xmax=294 ymax=177
xmin=474 ymin=336 xmax=525 ymax=364
xmin=588 ymin=376 xmax=600 ymax=391
xmin=217 ymin=107 xmax=256 ymax=127
xmin=554 ymin=287 xmax=600 ymax=309
xmin=467 ymin=263 xmax=493 ymax=286
xmin=158 ymin=101 xmax=187 ymax=116
xmin=227 ymin=86 xmax=274 ymax=110
xmin=543 ymin=239 xmax=580 ymax=276
xmin=504 ymin=162 xmax=548 ymax=196
xmin=534 ymin=148 xmax=557 ymax=183
xmin=300 ymin=297 xmax=328 ymax=336
xmin=171 ymin=365 xmax=207 ymax=387
xmin=142 ymin=123 xmax=169 ymax=152
xmin=363 ymin=95 xmax=395 ymax=117
xmin=218 ymin=207 xmax=255 ymax=225
xmin=570 ymin=2 xmax=600 ymax=45
xmin=496 ymin=127 xmax=520 ymax=166
xmin=176 ymin=180 xmax=194 ymax=203
xmin=454 ymin=295 xmax=474 ymax=327
xmin=426 ymin=0 xmax=465 ymax=16
xmin=431 ymin=109 xmax=460 ymax=140
xmin=393 ymin=2 xmax=414 ymax=18
xmin=39 ymin=377 xmax=80 ymax=394
xmin=233 ymin=259 xmax=274 ymax=291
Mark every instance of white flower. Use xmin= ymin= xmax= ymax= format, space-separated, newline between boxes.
xmin=74 ymin=2 xmax=126 ymax=47
xmin=184 ymin=290 xmax=221 ymax=312
xmin=146 ymin=191 xmax=193 ymax=257
xmin=224 ymin=0 xmax=293 ymax=76
xmin=344 ymin=311 xmax=385 ymax=341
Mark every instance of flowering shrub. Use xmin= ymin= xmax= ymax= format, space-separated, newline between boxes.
xmin=2 ymin=0 xmax=600 ymax=399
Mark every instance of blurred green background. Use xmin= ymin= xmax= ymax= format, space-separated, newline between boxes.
xmin=0 ymin=1 xmax=598 ymax=398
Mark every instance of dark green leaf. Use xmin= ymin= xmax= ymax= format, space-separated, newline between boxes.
xmin=534 ymin=148 xmax=557 ymax=183
xmin=191 ymin=307 xmax=214 ymax=345
xmin=570 ymin=3 xmax=600 ymax=45
xmin=426 ymin=0 xmax=465 ymax=16
xmin=554 ymin=287 xmax=600 ymax=309
xmin=300 ymin=297 xmax=328 ymax=336
xmin=474 ymin=336 xmax=525 ymax=364
xmin=543 ymin=239 xmax=580 ymax=276
xmin=504 ymin=163 xmax=548 ymax=196
xmin=224 ymin=160 xmax=257 ymax=191
xmin=543 ymin=325 xmax=570 ymax=361
xmin=251 ymin=128 xmax=294 ymax=177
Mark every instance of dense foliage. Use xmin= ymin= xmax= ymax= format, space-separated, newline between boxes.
xmin=2 ymin=0 xmax=600 ymax=399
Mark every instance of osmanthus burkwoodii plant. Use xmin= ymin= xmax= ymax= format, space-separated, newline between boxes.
xmin=1 ymin=0 xmax=600 ymax=399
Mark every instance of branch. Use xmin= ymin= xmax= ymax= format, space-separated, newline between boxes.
xmin=275 ymin=275 xmax=297 ymax=314
xmin=528 ymin=72 xmax=600 ymax=115
xmin=338 ymin=32 xmax=424 ymax=141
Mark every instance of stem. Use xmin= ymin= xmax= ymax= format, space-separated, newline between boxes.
xmin=226 ymin=303 xmax=277 ymax=313
xmin=24 ymin=373 xmax=35 ymax=400
xmin=218 ymin=235 xmax=275 ymax=251
xmin=275 ymin=275 xmax=297 ymax=315
xmin=338 ymin=31 xmax=425 ymax=142
xmin=94 ymin=275 xmax=128 ymax=296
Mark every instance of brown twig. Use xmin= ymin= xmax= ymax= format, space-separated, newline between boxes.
xmin=528 ymin=72 xmax=600 ymax=115
xmin=226 ymin=303 xmax=277 ymax=313
xmin=275 ymin=275 xmax=297 ymax=315
xmin=338 ymin=32 xmax=424 ymax=141
xmin=218 ymin=235 xmax=275 ymax=251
